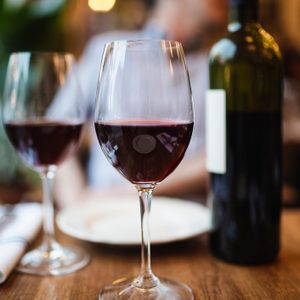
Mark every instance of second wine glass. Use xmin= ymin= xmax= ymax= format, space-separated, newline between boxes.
xmin=2 ymin=52 xmax=90 ymax=276
xmin=95 ymin=40 xmax=194 ymax=299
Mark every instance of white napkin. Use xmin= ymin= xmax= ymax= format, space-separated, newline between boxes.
xmin=0 ymin=203 xmax=42 ymax=283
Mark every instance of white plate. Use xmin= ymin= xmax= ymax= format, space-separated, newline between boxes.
xmin=56 ymin=196 xmax=211 ymax=246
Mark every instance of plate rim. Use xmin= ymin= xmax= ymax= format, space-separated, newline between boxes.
xmin=56 ymin=196 xmax=211 ymax=246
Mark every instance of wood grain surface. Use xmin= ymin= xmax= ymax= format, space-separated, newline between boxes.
xmin=1 ymin=209 xmax=300 ymax=300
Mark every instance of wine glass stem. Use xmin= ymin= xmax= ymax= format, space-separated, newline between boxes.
xmin=135 ymin=184 xmax=159 ymax=289
xmin=40 ymin=168 xmax=56 ymax=249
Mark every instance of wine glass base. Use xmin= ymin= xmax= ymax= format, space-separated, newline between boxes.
xmin=17 ymin=242 xmax=90 ymax=276
xmin=99 ymin=277 xmax=194 ymax=300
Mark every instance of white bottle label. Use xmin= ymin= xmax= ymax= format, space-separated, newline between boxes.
xmin=205 ymin=89 xmax=226 ymax=174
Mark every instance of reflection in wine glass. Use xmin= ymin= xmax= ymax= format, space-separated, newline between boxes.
xmin=95 ymin=40 xmax=194 ymax=299
xmin=2 ymin=52 xmax=90 ymax=276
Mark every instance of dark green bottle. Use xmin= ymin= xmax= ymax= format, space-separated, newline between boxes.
xmin=207 ymin=0 xmax=282 ymax=264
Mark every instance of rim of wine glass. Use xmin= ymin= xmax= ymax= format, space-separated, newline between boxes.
xmin=104 ymin=39 xmax=184 ymax=50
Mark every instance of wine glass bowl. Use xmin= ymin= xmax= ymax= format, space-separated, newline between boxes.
xmin=95 ymin=40 xmax=194 ymax=299
xmin=4 ymin=120 xmax=83 ymax=173
xmin=2 ymin=52 xmax=90 ymax=275
xmin=94 ymin=120 xmax=193 ymax=184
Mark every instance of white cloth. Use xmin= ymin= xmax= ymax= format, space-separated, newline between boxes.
xmin=75 ymin=29 xmax=208 ymax=188
xmin=0 ymin=203 xmax=42 ymax=283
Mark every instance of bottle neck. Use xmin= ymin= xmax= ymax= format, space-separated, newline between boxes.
xmin=229 ymin=0 xmax=258 ymax=25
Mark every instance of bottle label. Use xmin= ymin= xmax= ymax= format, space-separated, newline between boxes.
xmin=205 ymin=89 xmax=226 ymax=174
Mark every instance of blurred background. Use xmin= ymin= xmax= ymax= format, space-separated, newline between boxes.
xmin=0 ymin=0 xmax=153 ymax=202
xmin=0 ymin=0 xmax=300 ymax=205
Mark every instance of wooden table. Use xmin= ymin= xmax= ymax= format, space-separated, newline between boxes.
xmin=2 ymin=208 xmax=300 ymax=299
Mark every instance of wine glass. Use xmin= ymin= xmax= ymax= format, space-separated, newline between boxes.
xmin=2 ymin=52 xmax=90 ymax=275
xmin=95 ymin=40 xmax=194 ymax=299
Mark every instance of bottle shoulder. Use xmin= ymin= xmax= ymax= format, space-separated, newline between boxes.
xmin=209 ymin=23 xmax=281 ymax=65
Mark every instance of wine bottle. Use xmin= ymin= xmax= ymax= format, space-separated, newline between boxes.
xmin=206 ymin=0 xmax=282 ymax=264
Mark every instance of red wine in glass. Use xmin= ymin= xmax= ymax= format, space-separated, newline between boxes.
xmin=5 ymin=119 xmax=83 ymax=170
xmin=95 ymin=120 xmax=193 ymax=183
xmin=2 ymin=51 xmax=90 ymax=276
xmin=95 ymin=40 xmax=194 ymax=299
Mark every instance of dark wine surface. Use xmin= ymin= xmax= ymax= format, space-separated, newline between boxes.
xmin=209 ymin=111 xmax=281 ymax=264
xmin=95 ymin=120 xmax=193 ymax=183
xmin=5 ymin=119 xmax=83 ymax=169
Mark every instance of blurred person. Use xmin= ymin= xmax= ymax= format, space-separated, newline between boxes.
xmin=281 ymin=48 xmax=300 ymax=205
xmin=55 ymin=0 xmax=228 ymax=207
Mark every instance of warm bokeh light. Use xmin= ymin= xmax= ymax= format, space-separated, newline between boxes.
xmin=88 ymin=0 xmax=116 ymax=12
